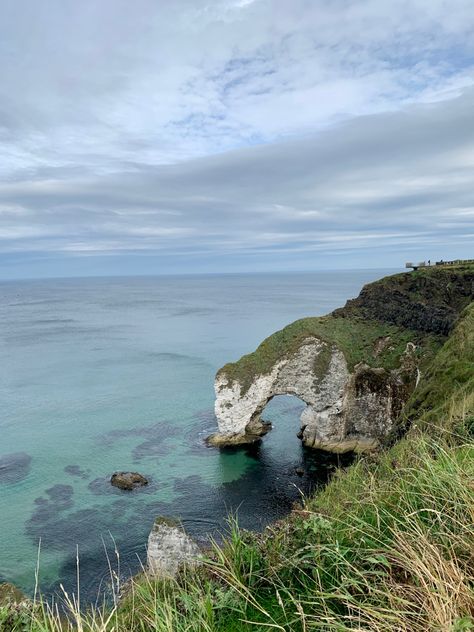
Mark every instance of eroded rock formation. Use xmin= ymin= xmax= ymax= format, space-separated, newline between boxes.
xmin=210 ymin=338 xmax=418 ymax=452
xmin=209 ymin=266 xmax=474 ymax=453
xmin=333 ymin=265 xmax=474 ymax=336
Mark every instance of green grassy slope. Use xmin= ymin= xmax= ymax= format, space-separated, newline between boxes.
xmin=406 ymin=302 xmax=474 ymax=429
xmin=218 ymin=265 xmax=474 ymax=395
xmin=218 ymin=315 xmax=441 ymax=395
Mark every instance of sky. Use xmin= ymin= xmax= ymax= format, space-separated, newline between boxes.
xmin=0 ymin=0 xmax=473 ymax=279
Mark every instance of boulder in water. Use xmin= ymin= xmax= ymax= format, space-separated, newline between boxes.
xmin=110 ymin=471 xmax=148 ymax=491
xmin=147 ymin=517 xmax=201 ymax=578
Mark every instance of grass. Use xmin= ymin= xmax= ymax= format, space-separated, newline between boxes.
xmin=218 ymin=315 xmax=441 ymax=395
xmin=406 ymin=302 xmax=474 ymax=430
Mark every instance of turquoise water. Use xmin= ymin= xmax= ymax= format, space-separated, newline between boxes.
xmin=0 ymin=271 xmax=389 ymax=602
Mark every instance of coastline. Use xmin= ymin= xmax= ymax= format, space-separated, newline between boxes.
xmin=1 ymin=264 xmax=473 ymax=629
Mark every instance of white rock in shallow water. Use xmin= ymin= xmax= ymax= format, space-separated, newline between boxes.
xmin=147 ymin=517 xmax=201 ymax=578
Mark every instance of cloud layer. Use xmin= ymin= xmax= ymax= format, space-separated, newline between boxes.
xmin=0 ymin=0 xmax=473 ymax=277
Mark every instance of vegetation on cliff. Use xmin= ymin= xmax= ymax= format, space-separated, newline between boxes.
xmin=2 ymin=268 xmax=473 ymax=631
xmin=218 ymin=265 xmax=474 ymax=396
xmin=218 ymin=315 xmax=441 ymax=397
xmin=406 ymin=301 xmax=474 ymax=429
xmin=335 ymin=263 xmax=474 ymax=335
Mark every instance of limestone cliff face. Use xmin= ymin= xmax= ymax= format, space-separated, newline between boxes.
xmin=210 ymin=265 xmax=474 ymax=452
xmin=212 ymin=338 xmax=417 ymax=452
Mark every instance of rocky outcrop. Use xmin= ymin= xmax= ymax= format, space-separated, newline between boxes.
xmin=110 ymin=472 xmax=148 ymax=491
xmin=147 ymin=517 xmax=201 ymax=578
xmin=334 ymin=266 xmax=474 ymax=335
xmin=212 ymin=338 xmax=418 ymax=453
xmin=210 ymin=266 xmax=474 ymax=453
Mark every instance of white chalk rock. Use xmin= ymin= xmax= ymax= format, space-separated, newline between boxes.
xmin=147 ymin=517 xmax=201 ymax=578
xmin=212 ymin=337 xmax=417 ymax=453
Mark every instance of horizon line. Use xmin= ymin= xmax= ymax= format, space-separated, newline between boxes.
xmin=0 ymin=266 xmax=403 ymax=283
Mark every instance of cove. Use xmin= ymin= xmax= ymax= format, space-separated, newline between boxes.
xmin=0 ymin=270 xmax=388 ymax=603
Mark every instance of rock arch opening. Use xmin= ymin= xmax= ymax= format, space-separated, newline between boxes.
xmin=245 ymin=392 xmax=309 ymax=437
xmin=256 ymin=393 xmax=307 ymax=436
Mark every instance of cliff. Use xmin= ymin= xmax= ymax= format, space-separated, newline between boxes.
xmin=210 ymin=264 xmax=474 ymax=451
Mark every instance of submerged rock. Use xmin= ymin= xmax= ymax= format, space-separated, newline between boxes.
xmin=64 ymin=464 xmax=90 ymax=479
xmin=0 ymin=452 xmax=32 ymax=484
xmin=147 ymin=517 xmax=201 ymax=578
xmin=110 ymin=471 xmax=148 ymax=491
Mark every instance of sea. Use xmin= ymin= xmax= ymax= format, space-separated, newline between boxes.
xmin=0 ymin=270 xmax=395 ymax=604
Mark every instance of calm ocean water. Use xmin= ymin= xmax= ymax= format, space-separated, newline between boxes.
xmin=0 ymin=270 xmax=393 ymax=603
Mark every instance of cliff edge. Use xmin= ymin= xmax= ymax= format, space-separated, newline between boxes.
xmin=210 ymin=264 xmax=474 ymax=452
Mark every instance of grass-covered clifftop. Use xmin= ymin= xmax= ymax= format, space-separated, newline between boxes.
xmin=218 ymin=314 xmax=441 ymax=396
xmin=2 ymin=269 xmax=474 ymax=632
xmin=406 ymin=300 xmax=474 ymax=429
xmin=218 ymin=264 xmax=474 ymax=395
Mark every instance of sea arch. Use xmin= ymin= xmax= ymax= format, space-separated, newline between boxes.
xmin=209 ymin=336 xmax=415 ymax=453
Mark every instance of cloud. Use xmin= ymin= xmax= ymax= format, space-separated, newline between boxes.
xmin=0 ymin=0 xmax=473 ymax=276
xmin=1 ymin=86 xmax=474 ymax=271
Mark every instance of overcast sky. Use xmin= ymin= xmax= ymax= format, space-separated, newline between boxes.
xmin=1 ymin=0 xmax=473 ymax=278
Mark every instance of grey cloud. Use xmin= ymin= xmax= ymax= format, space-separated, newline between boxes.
xmin=0 ymin=0 xmax=474 ymax=275
xmin=0 ymin=88 xmax=473 ymax=268
xmin=1 ymin=0 xmax=474 ymax=161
